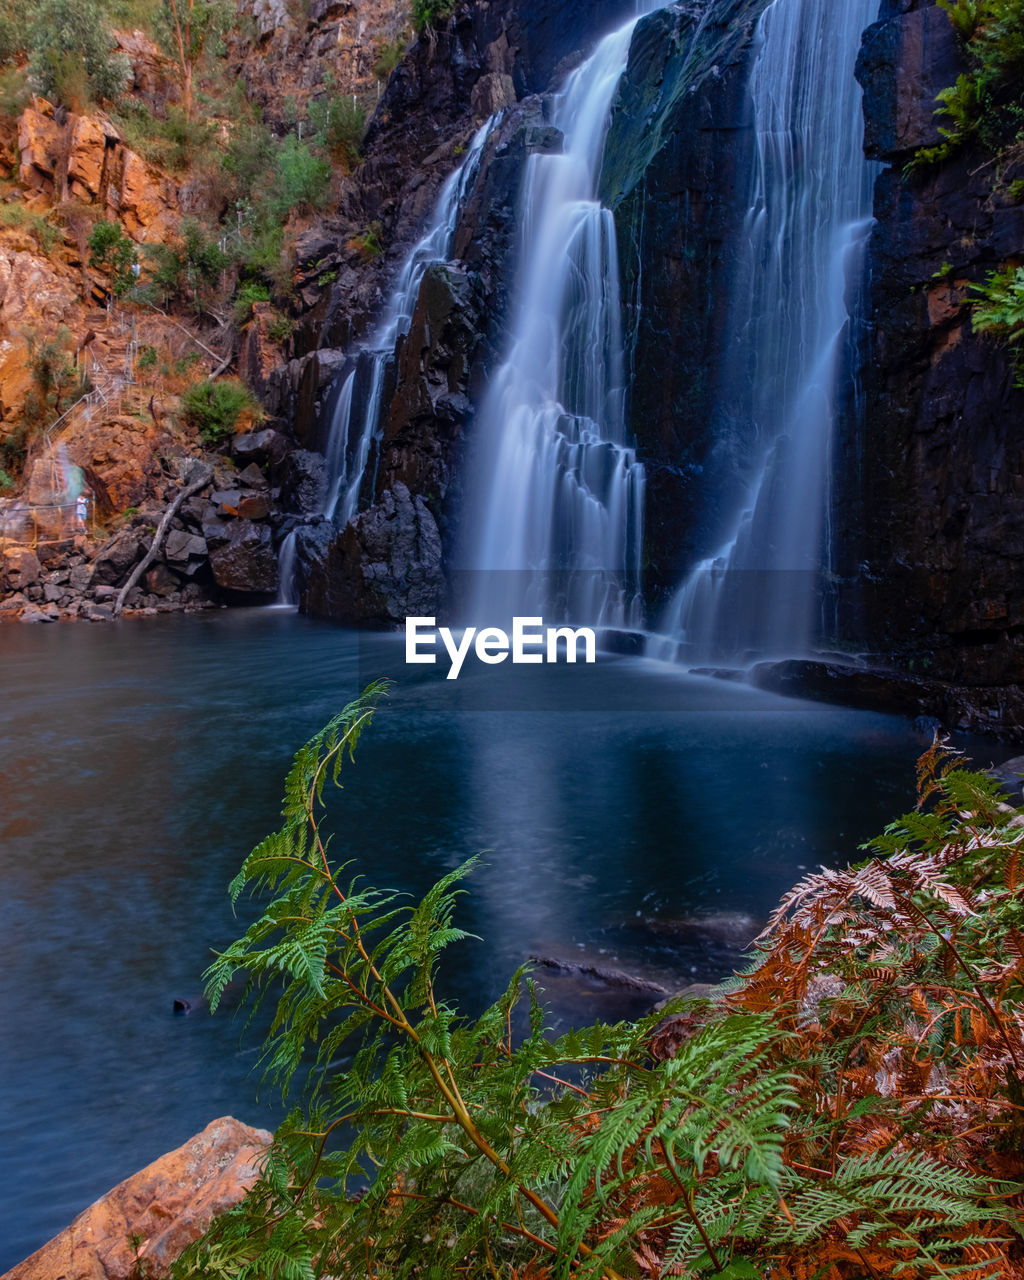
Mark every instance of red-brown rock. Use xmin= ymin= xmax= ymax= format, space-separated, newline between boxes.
xmin=2 ymin=1116 xmax=272 ymax=1280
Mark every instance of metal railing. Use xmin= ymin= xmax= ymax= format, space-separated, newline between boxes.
xmin=0 ymin=496 xmax=92 ymax=549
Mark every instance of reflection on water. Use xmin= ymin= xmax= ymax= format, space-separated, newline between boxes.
xmin=0 ymin=611 xmax=1007 ymax=1267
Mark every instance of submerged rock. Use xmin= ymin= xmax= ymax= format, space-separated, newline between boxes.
xmin=3 ymin=1116 xmax=271 ymax=1280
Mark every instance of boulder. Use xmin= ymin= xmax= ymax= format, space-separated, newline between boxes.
xmin=3 ymin=1116 xmax=271 ymax=1280
xmin=305 ymin=482 xmax=444 ymax=624
xmin=0 ymin=590 xmax=28 ymax=616
xmin=236 ymin=492 xmax=271 ymax=520
xmin=143 ymin=563 xmax=181 ymax=597
xmin=18 ymin=605 xmax=54 ymax=624
xmin=231 ymin=428 xmax=291 ymax=469
xmin=2 ymin=547 xmax=41 ymax=591
xmin=163 ymin=529 xmax=207 ymax=567
xmin=91 ymin=533 xmax=146 ymax=586
xmin=278 ymin=449 xmax=327 ymax=515
xmin=208 ymin=520 xmax=279 ymax=594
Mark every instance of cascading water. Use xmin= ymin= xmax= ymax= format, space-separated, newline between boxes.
xmin=274 ymin=126 xmax=490 ymax=602
xmin=653 ymin=0 xmax=880 ymax=664
xmin=459 ymin=16 xmax=647 ymax=630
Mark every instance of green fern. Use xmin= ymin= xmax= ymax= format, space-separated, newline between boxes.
xmin=174 ymin=706 xmax=1024 ymax=1280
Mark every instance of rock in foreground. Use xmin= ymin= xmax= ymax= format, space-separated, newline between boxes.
xmin=3 ymin=1117 xmax=271 ymax=1280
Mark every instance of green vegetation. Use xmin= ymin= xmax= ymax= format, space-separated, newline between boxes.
xmin=233 ymin=279 xmax=272 ymax=323
xmin=373 ymin=35 xmax=406 ymax=81
xmin=914 ymin=0 xmax=1024 ymax=167
xmin=411 ymin=0 xmax=455 ymax=32
xmin=972 ymin=264 xmax=1024 ymax=382
xmin=111 ymin=97 xmax=218 ymax=173
xmin=0 ymin=203 xmax=63 ymax=256
xmin=155 ymin=0 xmax=231 ymax=121
xmin=175 ymin=692 xmax=1024 ymax=1280
xmin=24 ymin=325 xmax=89 ymax=424
xmin=269 ymin=133 xmax=331 ymax=217
xmin=144 ymin=217 xmax=232 ymax=312
xmin=349 ymin=221 xmax=384 ymax=262
xmin=88 ymin=219 xmax=138 ymax=296
xmin=308 ymin=88 xmax=366 ymax=171
xmin=180 ymin=375 xmax=260 ymax=443
xmin=0 ymin=66 xmax=29 ymax=120
xmin=24 ymin=0 xmax=132 ymax=106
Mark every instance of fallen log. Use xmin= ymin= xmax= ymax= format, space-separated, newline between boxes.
xmin=113 ymin=463 xmax=213 ymax=617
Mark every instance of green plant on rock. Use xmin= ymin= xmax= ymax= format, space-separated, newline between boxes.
xmin=269 ymin=134 xmax=331 ymax=218
xmin=308 ymin=88 xmax=365 ymax=171
xmin=971 ymin=263 xmax=1024 ymax=383
xmin=349 ymin=221 xmax=383 ymax=262
xmin=373 ymin=35 xmax=406 ymax=81
xmin=174 ymin=693 xmax=1024 ymax=1280
xmin=23 ymin=324 xmax=89 ymax=426
xmin=145 ymin=217 xmax=233 ymax=312
xmin=26 ymin=0 xmax=131 ymax=105
xmin=88 ymin=219 xmax=138 ymax=297
xmin=0 ymin=65 xmax=29 ymax=120
xmin=265 ymin=310 xmax=294 ymax=344
xmin=0 ymin=203 xmax=63 ymax=256
xmin=913 ymin=0 xmax=1024 ymax=168
xmin=233 ymin=278 xmax=272 ymax=324
xmin=180 ymin=376 xmax=260 ymax=444
xmin=411 ymin=0 xmax=455 ymax=32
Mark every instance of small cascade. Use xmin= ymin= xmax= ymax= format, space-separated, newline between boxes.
xmin=320 ymin=126 xmax=489 ymax=524
xmin=652 ymin=0 xmax=880 ymax=665
xmin=274 ymin=126 xmax=490 ymax=598
xmin=460 ymin=16 xmax=647 ymax=630
xmin=273 ymin=530 xmax=299 ymax=607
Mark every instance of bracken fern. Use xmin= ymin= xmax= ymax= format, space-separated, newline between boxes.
xmin=174 ymin=695 xmax=1024 ymax=1280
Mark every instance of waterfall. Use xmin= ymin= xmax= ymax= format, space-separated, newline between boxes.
xmin=653 ymin=0 xmax=880 ymax=665
xmin=459 ymin=16 xmax=647 ymax=630
xmin=274 ymin=126 xmax=490 ymax=598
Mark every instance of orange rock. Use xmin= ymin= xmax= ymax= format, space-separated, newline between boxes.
xmin=60 ymin=414 xmax=176 ymax=512
xmin=107 ymin=148 xmax=178 ymax=240
xmin=16 ymin=100 xmax=61 ymax=195
xmin=0 ymin=251 xmax=78 ymax=328
xmin=67 ymin=115 xmax=119 ymax=203
xmin=2 ymin=1116 xmax=272 ymax=1280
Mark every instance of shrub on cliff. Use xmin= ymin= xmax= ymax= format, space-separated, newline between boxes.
xmin=916 ymin=0 xmax=1024 ymax=167
xmin=174 ymin=687 xmax=1024 ymax=1280
xmin=412 ymin=0 xmax=455 ymax=32
xmin=181 ymin=377 xmax=259 ymax=444
xmin=25 ymin=0 xmax=131 ymax=105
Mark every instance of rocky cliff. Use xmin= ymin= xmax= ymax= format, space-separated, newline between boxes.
xmin=831 ymin=0 xmax=1024 ymax=735
xmin=288 ymin=0 xmax=643 ymax=624
xmin=602 ymin=0 xmax=770 ymax=604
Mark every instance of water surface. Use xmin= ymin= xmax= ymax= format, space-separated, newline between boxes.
xmin=0 ymin=610 xmax=1002 ymax=1267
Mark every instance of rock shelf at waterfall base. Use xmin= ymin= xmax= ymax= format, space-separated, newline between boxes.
xmin=684 ymin=658 xmax=1024 ymax=743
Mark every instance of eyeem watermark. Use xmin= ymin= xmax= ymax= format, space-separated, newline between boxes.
xmin=406 ymin=616 xmax=597 ymax=680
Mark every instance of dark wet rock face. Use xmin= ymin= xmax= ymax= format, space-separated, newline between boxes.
xmin=305 ymin=483 xmax=444 ymax=625
xmin=299 ymin=94 xmax=553 ymax=623
xmin=856 ymin=5 xmax=962 ymax=159
xmin=603 ymin=0 xmax=770 ymax=602
xmin=831 ymin=0 xmax=1024 ymax=729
